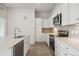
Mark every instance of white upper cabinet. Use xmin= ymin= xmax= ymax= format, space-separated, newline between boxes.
xmin=51 ymin=3 xmax=79 ymax=26
xmin=61 ymin=3 xmax=69 ymax=25
xmin=42 ymin=19 xmax=50 ymax=28
xmin=56 ymin=3 xmax=69 ymax=26
xmin=57 ymin=4 xmax=62 ymax=14
xmin=51 ymin=4 xmax=69 ymax=26
xmin=61 ymin=3 xmax=79 ymax=25
xmin=48 ymin=17 xmax=53 ymax=27
xmin=69 ymin=3 xmax=79 ymax=25
xmin=49 ymin=9 xmax=58 ymax=27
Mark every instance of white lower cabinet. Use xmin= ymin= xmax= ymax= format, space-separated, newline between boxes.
xmin=59 ymin=48 xmax=72 ymax=56
xmin=55 ymin=40 xmax=72 ymax=56
xmin=24 ymin=36 xmax=30 ymax=56
xmin=55 ymin=38 xmax=79 ymax=56
xmin=55 ymin=41 xmax=60 ymax=56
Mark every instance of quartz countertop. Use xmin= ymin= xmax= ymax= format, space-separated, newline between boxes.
xmin=0 ymin=34 xmax=29 ymax=49
xmin=55 ymin=37 xmax=79 ymax=50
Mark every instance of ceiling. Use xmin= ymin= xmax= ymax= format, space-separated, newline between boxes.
xmin=3 ymin=3 xmax=57 ymax=18
xmin=3 ymin=3 xmax=56 ymax=12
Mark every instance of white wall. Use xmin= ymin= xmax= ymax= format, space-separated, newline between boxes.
xmin=6 ymin=8 xmax=35 ymax=44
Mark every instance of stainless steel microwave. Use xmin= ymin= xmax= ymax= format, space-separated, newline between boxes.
xmin=53 ymin=13 xmax=62 ymax=26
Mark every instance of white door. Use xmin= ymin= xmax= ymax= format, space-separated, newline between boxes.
xmin=35 ymin=18 xmax=42 ymax=42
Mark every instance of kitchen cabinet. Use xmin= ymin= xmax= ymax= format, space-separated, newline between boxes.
xmin=55 ymin=37 xmax=79 ymax=56
xmin=54 ymin=42 xmax=57 ymax=56
xmin=61 ymin=3 xmax=69 ymax=25
xmin=55 ymin=39 xmax=71 ymax=56
xmin=48 ymin=17 xmax=53 ymax=27
xmin=42 ymin=19 xmax=49 ymax=28
xmin=6 ymin=36 xmax=30 ymax=56
xmin=50 ymin=3 xmax=79 ymax=26
xmin=51 ymin=3 xmax=69 ymax=26
xmin=55 ymin=40 xmax=60 ymax=56
xmin=48 ymin=9 xmax=58 ymax=27
xmin=56 ymin=3 xmax=69 ymax=26
xmin=61 ymin=3 xmax=79 ymax=25
xmin=69 ymin=3 xmax=79 ymax=25
xmin=53 ymin=8 xmax=58 ymax=18
xmin=59 ymin=48 xmax=72 ymax=56
xmin=42 ymin=18 xmax=53 ymax=28
xmin=57 ymin=4 xmax=62 ymax=14
xmin=24 ymin=36 xmax=30 ymax=56
xmin=62 ymin=44 xmax=79 ymax=56
xmin=13 ymin=40 xmax=24 ymax=56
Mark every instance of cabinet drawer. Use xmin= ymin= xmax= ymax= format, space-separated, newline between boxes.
xmin=60 ymin=48 xmax=72 ymax=56
xmin=60 ymin=42 xmax=79 ymax=56
xmin=65 ymin=45 xmax=79 ymax=56
xmin=64 ymin=52 xmax=72 ymax=56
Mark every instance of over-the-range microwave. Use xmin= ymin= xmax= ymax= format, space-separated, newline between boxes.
xmin=53 ymin=13 xmax=62 ymax=26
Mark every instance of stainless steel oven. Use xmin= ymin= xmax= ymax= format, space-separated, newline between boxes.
xmin=53 ymin=13 xmax=62 ymax=26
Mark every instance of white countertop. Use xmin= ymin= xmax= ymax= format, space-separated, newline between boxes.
xmin=0 ymin=34 xmax=29 ymax=49
xmin=55 ymin=37 xmax=79 ymax=50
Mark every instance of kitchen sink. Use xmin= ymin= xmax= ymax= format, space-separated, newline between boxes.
xmin=14 ymin=35 xmax=26 ymax=38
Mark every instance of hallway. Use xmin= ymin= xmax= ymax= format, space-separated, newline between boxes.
xmin=27 ymin=42 xmax=54 ymax=56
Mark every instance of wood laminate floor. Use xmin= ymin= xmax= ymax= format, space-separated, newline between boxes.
xmin=27 ymin=42 xmax=55 ymax=56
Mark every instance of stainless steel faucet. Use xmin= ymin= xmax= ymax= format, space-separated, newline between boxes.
xmin=14 ymin=27 xmax=20 ymax=38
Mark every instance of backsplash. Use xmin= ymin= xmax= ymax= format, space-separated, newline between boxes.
xmin=56 ymin=25 xmax=79 ymax=39
xmin=68 ymin=25 xmax=79 ymax=39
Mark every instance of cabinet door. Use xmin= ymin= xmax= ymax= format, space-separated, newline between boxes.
xmin=64 ymin=45 xmax=79 ymax=56
xmin=55 ymin=41 xmax=57 ymax=56
xmin=42 ymin=19 xmax=49 ymax=28
xmin=48 ymin=17 xmax=53 ymax=27
xmin=55 ymin=41 xmax=60 ymax=56
xmin=53 ymin=10 xmax=57 ymax=18
xmin=24 ymin=36 xmax=30 ymax=56
xmin=60 ymin=48 xmax=71 ymax=56
xmin=69 ymin=3 xmax=79 ymax=24
xmin=57 ymin=4 xmax=62 ymax=14
xmin=61 ymin=3 xmax=69 ymax=25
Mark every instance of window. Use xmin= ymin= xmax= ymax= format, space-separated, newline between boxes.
xmin=0 ymin=15 xmax=4 ymax=37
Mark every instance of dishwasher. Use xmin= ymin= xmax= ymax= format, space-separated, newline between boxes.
xmin=49 ymin=35 xmax=55 ymax=51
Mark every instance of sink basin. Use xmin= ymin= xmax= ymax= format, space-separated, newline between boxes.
xmin=14 ymin=35 xmax=26 ymax=38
